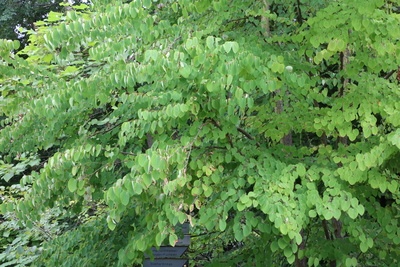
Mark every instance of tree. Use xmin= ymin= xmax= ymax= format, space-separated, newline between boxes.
xmin=0 ymin=0 xmax=69 ymax=46
xmin=1 ymin=0 xmax=400 ymax=266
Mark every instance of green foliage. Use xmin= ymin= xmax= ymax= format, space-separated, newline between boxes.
xmin=1 ymin=0 xmax=400 ymax=266
xmin=0 ymin=153 xmax=40 ymax=184
xmin=33 ymin=214 xmax=127 ymax=267
xmin=0 ymin=0 xmax=86 ymax=46
xmin=0 ymin=184 xmax=68 ymax=267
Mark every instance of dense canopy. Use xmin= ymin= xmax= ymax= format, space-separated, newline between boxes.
xmin=1 ymin=0 xmax=400 ymax=266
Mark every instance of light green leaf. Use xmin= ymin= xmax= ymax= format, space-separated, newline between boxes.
xmin=222 ymin=42 xmax=238 ymax=53
xmin=270 ymin=240 xmax=279 ymax=252
xmin=388 ymin=130 xmax=400 ymax=148
xmin=142 ymin=174 xmax=152 ymax=187
xmin=240 ymin=224 xmax=250 ymax=238
xmin=67 ymin=178 xmax=77 ymax=192
xmin=179 ymin=66 xmax=191 ymax=78
xmin=360 ymin=241 xmax=368 ymax=253
xmin=107 ymin=216 xmax=117 ymax=231
xmin=206 ymin=36 xmax=214 ymax=49
xmin=270 ymin=61 xmax=285 ymax=73
xmin=155 ymin=232 xmax=164 ymax=247
xmin=142 ymin=0 xmax=152 ymax=8
xmin=219 ymin=219 xmax=227 ymax=231
xmin=144 ymin=50 xmax=159 ymax=62
xmin=137 ymin=154 xmax=148 ymax=168
xmin=120 ymin=190 xmax=129 ymax=206
xmin=169 ymin=233 xmax=178 ymax=246
xmin=287 ymin=253 xmax=295 ymax=264
xmin=47 ymin=11 xmax=63 ymax=22
xmin=297 ymin=164 xmax=306 ymax=176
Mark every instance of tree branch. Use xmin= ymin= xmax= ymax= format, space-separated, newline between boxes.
xmin=236 ymin=127 xmax=254 ymax=140
xmin=296 ymin=0 xmax=303 ymax=24
xmin=236 ymin=127 xmax=260 ymax=147
xmin=384 ymin=69 xmax=396 ymax=79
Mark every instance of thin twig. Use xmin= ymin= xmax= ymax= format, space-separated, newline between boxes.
xmin=384 ymin=69 xmax=396 ymax=79
xmin=236 ymin=127 xmax=254 ymax=140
